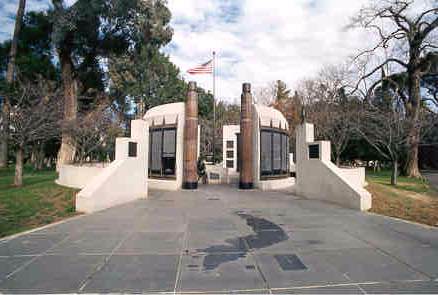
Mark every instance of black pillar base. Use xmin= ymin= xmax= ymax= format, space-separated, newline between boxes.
xmin=183 ymin=182 xmax=198 ymax=190
xmin=239 ymin=182 xmax=254 ymax=190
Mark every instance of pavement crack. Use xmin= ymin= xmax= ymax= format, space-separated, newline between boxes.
xmin=0 ymin=234 xmax=73 ymax=284
xmin=345 ymin=229 xmax=434 ymax=280
xmin=77 ymin=230 xmax=134 ymax=292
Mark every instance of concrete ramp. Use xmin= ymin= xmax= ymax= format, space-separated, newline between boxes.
xmin=76 ymin=120 xmax=148 ymax=213
xmin=294 ymin=123 xmax=371 ymax=211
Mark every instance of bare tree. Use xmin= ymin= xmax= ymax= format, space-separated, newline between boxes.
xmin=356 ymin=103 xmax=408 ymax=185
xmin=64 ymin=103 xmax=122 ymax=165
xmin=297 ymin=65 xmax=358 ymax=165
xmin=352 ymin=0 xmax=438 ymax=177
xmin=0 ymin=0 xmax=27 ymax=168
xmin=8 ymin=78 xmax=62 ymax=186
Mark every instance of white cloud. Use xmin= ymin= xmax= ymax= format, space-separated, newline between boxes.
xmin=166 ymin=0 xmax=372 ymax=102
xmin=1 ymin=0 xmax=432 ymax=103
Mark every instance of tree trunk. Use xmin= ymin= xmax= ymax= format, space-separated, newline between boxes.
xmin=34 ymin=144 xmax=44 ymax=171
xmin=14 ymin=146 xmax=24 ymax=187
xmin=0 ymin=104 xmax=10 ymax=168
xmin=405 ymin=70 xmax=422 ymax=178
xmin=391 ymin=159 xmax=398 ymax=186
xmin=56 ymin=49 xmax=77 ymax=171
xmin=335 ymin=155 xmax=340 ymax=167
xmin=0 ymin=0 xmax=26 ymax=168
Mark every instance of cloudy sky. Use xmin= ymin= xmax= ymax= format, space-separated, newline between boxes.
xmin=1 ymin=0 xmax=424 ymax=102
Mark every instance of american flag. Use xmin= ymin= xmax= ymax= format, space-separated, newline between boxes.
xmin=187 ymin=59 xmax=213 ymax=75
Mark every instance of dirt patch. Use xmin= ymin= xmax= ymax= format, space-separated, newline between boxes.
xmin=368 ymin=182 xmax=438 ymax=227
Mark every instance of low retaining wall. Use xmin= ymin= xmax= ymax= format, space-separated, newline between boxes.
xmin=257 ymin=177 xmax=295 ymax=191
xmin=148 ymin=178 xmax=179 ymax=191
xmin=57 ymin=164 xmax=107 ymax=189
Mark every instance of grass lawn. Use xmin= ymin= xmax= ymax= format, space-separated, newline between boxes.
xmin=366 ymin=170 xmax=438 ymax=227
xmin=0 ymin=166 xmax=79 ymax=238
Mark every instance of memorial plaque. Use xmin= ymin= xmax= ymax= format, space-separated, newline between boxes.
xmin=128 ymin=142 xmax=137 ymax=157
xmin=308 ymin=144 xmax=320 ymax=159
xmin=210 ymin=172 xmax=220 ymax=180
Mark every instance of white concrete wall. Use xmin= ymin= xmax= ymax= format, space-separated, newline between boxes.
xmin=289 ymin=153 xmax=296 ymax=173
xmin=75 ymin=120 xmax=148 ymax=213
xmin=339 ymin=167 xmax=366 ymax=188
xmin=294 ymin=123 xmax=371 ymax=211
xmin=222 ymin=125 xmax=240 ymax=172
xmin=57 ymin=164 xmax=106 ymax=189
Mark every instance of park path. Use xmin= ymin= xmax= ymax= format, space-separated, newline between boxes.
xmin=423 ymin=170 xmax=438 ymax=192
xmin=0 ymin=185 xmax=438 ymax=293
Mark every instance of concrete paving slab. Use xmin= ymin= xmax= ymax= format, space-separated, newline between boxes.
xmin=186 ymin=230 xmax=248 ymax=254
xmin=115 ymin=232 xmax=184 ymax=254
xmin=82 ymin=254 xmax=179 ymax=293
xmin=311 ymin=248 xmax=428 ymax=282
xmin=0 ymin=255 xmax=104 ymax=293
xmin=255 ymin=252 xmax=350 ymax=288
xmin=271 ymin=284 xmax=364 ymax=294
xmin=247 ymin=229 xmax=371 ymax=254
xmin=188 ymin=217 xmax=239 ymax=231
xmin=0 ymin=233 xmax=68 ymax=256
xmin=358 ymin=280 xmax=438 ymax=293
xmin=0 ymin=257 xmax=33 ymax=281
xmin=381 ymin=245 xmax=438 ymax=278
xmin=135 ymin=216 xmax=187 ymax=232
xmin=47 ymin=231 xmax=126 ymax=255
xmin=1 ymin=185 xmax=438 ymax=293
xmin=177 ymin=252 xmax=266 ymax=292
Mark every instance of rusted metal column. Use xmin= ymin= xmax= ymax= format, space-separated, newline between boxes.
xmin=239 ymin=83 xmax=254 ymax=189
xmin=183 ymin=81 xmax=199 ymax=189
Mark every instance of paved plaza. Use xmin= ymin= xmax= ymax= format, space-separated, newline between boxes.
xmin=1 ymin=185 xmax=438 ymax=294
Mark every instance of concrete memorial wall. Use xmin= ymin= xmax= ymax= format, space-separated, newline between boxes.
xmin=75 ymin=120 xmax=149 ymax=213
xmin=294 ymin=123 xmax=372 ymax=211
xmin=56 ymin=80 xmax=371 ymax=214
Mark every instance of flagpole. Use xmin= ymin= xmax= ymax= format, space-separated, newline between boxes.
xmin=212 ymin=51 xmax=216 ymax=163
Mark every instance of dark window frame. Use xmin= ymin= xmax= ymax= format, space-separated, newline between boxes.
xmin=226 ymin=160 xmax=234 ymax=168
xmin=226 ymin=140 xmax=234 ymax=149
xmin=128 ymin=142 xmax=137 ymax=157
xmin=260 ymin=128 xmax=289 ymax=180
xmin=148 ymin=125 xmax=177 ymax=179
xmin=308 ymin=144 xmax=320 ymax=159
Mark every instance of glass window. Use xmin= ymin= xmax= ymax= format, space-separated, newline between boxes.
xmin=149 ymin=127 xmax=176 ymax=177
xmin=260 ymin=131 xmax=272 ymax=175
xmin=272 ymin=132 xmax=281 ymax=172
xmin=226 ymin=160 xmax=234 ymax=168
xmin=260 ymin=129 xmax=289 ymax=178
xmin=227 ymin=140 xmax=234 ymax=148
xmin=150 ymin=130 xmax=162 ymax=174
xmin=163 ymin=129 xmax=176 ymax=155
xmin=226 ymin=150 xmax=234 ymax=159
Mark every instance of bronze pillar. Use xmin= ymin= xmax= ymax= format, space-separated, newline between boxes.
xmin=239 ymin=83 xmax=254 ymax=189
xmin=183 ymin=81 xmax=198 ymax=189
